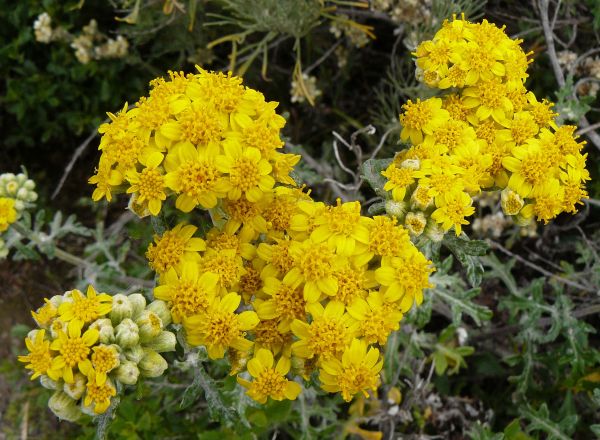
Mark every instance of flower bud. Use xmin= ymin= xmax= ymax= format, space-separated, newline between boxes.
xmin=138 ymin=349 xmax=168 ymax=378
xmin=6 ymin=181 xmax=18 ymax=196
xmin=500 ymin=188 xmax=524 ymax=216
xmin=24 ymin=179 xmax=35 ymax=190
xmin=146 ymin=300 xmax=172 ymax=327
xmin=114 ymin=360 xmax=140 ymax=385
xmin=110 ymin=294 xmax=133 ymax=324
xmin=128 ymin=293 xmax=146 ymax=320
xmin=405 ymin=211 xmax=427 ymax=236
xmin=17 ymin=188 xmax=29 ymax=200
xmin=90 ymin=318 xmax=114 ymax=344
xmin=385 ymin=200 xmax=407 ymax=220
xmin=123 ymin=344 xmax=145 ymax=364
xmin=115 ymin=318 xmax=139 ymax=348
xmin=48 ymin=391 xmax=82 ymax=422
xmin=16 ymin=173 xmax=27 ymax=184
xmin=424 ymin=220 xmax=445 ymax=242
xmin=40 ymin=375 xmax=59 ymax=390
xmin=136 ymin=310 xmax=163 ymax=342
xmin=13 ymin=200 xmax=24 ymax=211
xmin=64 ymin=373 xmax=86 ymax=400
xmin=48 ymin=294 xmax=64 ymax=308
xmin=143 ymin=331 xmax=176 ymax=353
xmin=410 ymin=185 xmax=433 ymax=211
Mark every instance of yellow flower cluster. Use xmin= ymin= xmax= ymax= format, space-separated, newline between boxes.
xmin=0 ymin=197 xmax=17 ymax=232
xmin=19 ymin=286 xmax=176 ymax=420
xmin=88 ymin=68 xmax=300 ymax=216
xmin=381 ymin=16 xmax=590 ymax=236
xmin=85 ymin=68 xmax=436 ymax=404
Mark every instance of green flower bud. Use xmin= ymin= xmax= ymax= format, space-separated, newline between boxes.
xmin=424 ymin=220 xmax=445 ymax=242
xmin=114 ymin=360 xmax=140 ymax=385
xmin=138 ymin=349 xmax=168 ymax=378
xmin=385 ymin=200 xmax=407 ymax=220
xmin=405 ymin=211 xmax=427 ymax=236
xmin=0 ymin=238 xmax=8 ymax=259
xmin=143 ymin=331 xmax=176 ymax=353
xmin=24 ymin=179 xmax=35 ymax=190
xmin=110 ymin=294 xmax=133 ymax=325
xmin=128 ymin=293 xmax=147 ymax=320
xmin=17 ymin=188 xmax=29 ymax=200
xmin=136 ymin=310 xmax=163 ymax=342
xmin=6 ymin=181 xmax=18 ymax=196
xmin=90 ymin=318 xmax=115 ymax=344
xmin=48 ymin=391 xmax=82 ymax=422
xmin=16 ymin=173 xmax=26 ymax=185
xmin=13 ymin=200 xmax=25 ymax=212
xmin=146 ymin=300 xmax=172 ymax=327
xmin=115 ymin=318 xmax=139 ymax=348
xmin=123 ymin=344 xmax=145 ymax=364
xmin=64 ymin=373 xmax=86 ymax=400
xmin=40 ymin=375 xmax=59 ymax=390
xmin=48 ymin=294 xmax=64 ymax=308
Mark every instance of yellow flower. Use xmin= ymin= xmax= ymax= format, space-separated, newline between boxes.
xmin=431 ymin=190 xmax=475 ymax=235
xmin=463 ymin=78 xmax=512 ymax=123
xmin=146 ymin=223 xmax=206 ymax=278
xmin=382 ymin=163 xmax=416 ymax=202
xmin=83 ymin=372 xmax=117 ymax=414
xmin=216 ymin=144 xmax=275 ymax=202
xmin=0 ymin=197 xmax=17 ymax=232
xmin=222 ymin=197 xmax=269 ymax=241
xmin=163 ymin=143 xmax=228 ymax=211
xmin=90 ymin=344 xmax=120 ymax=385
xmin=31 ymin=298 xmax=59 ymax=328
xmin=291 ymin=301 xmax=356 ymax=361
xmin=346 ymin=292 xmax=402 ymax=345
xmin=399 ymin=98 xmax=449 ymax=144
xmin=450 ymin=41 xmax=505 ymax=85
xmin=531 ymin=179 xmax=564 ymax=224
xmin=375 ymin=250 xmax=434 ymax=311
xmin=50 ymin=321 xmax=98 ymax=383
xmin=19 ymin=329 xmax=59 ymax=381
xmin=126 ymin=151 xmax=167 ymax=216
xmin=502 ymin=144 xmax=556 ymax=198
xmin=285 ymin=240 xmax=339 ymax=303
xmin=365 ymin=216 xmax=411 ymax=260
xmin=310 ymin=200 xmax=372 ymax=257
xmin=154 ymin=262 xmax=219 ymax=323
xmin=183 ymin=292 xmax=259 ymax=359
xmin=256 ymin=238 xmax=296 ymax=278
xmin=88 ymin=157 xmax=123 ymax=202
xmin=237 ymin=349 xmax=301 ymax=404
xmin=58 ymin=285 xmax=112 ymax=328
xmin=319 ymin=338 xmax=382 ymax=402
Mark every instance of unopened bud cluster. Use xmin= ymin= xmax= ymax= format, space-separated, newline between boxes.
xmin=19 ymin=286 xmax=176 ymax=421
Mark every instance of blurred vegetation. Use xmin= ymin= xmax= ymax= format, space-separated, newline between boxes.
xmin=1 ymin=0 xmax=600 ymax=439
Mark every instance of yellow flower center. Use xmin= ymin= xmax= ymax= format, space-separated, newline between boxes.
xmin=200 ymin=72 xmax=244 ymax=113
xmin=383 ymin=165 xmax=414 ymax=189
xmin=70 ymin=295 xmax=104 ymax=324
xmin=61 ymin=337 xmax=90 ymax=367
xmin=264 ymin=198 xmax=296 ymax=231
xmin=530 ymin=100 xmax=556 ymax=127
xmin=337 ymin=364 xmax=379 ymax=402
xmin=251 ymin=368 xmax=288 ymax=397
xmin=229 ymin=157 xmax=261 ymax=192
xmin=269 ymin=241 xmax=295 ymax=274
xmin=405 ymin=212 xmax=427 ymax=236
xmin=443 ymin=95 xmax=469 ymax=121
xmin=534 ymin=195 xmax=562 ymax=223
xmin=27 ymin=346 xmax=53 ymax=374
xmin=335 ymin=268 xmax=367 ymax=305
xmin=205 ymin=310 xmax=240 ymax=346
xmin=476 ymin=80 xmax=504 ymax=109
xmin=138 ymin=167 xmax=164 ymax=200
xmin=400 ymin=100 xmax=433 ymax=130
xmin=298 ymin=243 xmax=335 ymax=281
xmin=178 ymin=160 xmax=220 ymax=198
xmin=368 ymin=217 xmax=407 ymax=257
xmin=324 ymin=202 xmax=362 ymax=236
xmin=146 ymin=231 xmax=185 ymax=273
xmin=475 ymin=120 xmax=497 ymax=145
xmin=273 ymin=284 xmax=306 ymax=321
xmin=136 ymin=95 xmax=171 ymax=131
xmin=445 ymin=65 xmax=467 ymax=86
xmin=224 ymin=198 xmax=260 ymax=221
xmin=199 ymin=254 xmax=240 ymax=289
xmin=86 ymin=380 xmax=115 ymax=406
xmin=554 ymin=126 xmax=581 ymax=156
xmin=391 ymin=257 xmax=434 ymax=295
xmin=360 ymin=309 xmax=395 ymax=345
xmin=510 ymin=117 xmax=538 ymax=146
xmin=519 ymin=152 xmax=550 ymax=185
xmin=178 ymin=107 xmax=223 ymax=146
xmin=170 ymin=280 xmax=211 ymax=321
xmin=244 ymin=123 xmax=283 ymax=155
xmin=207 ymin=233 xmax=240 ymax=254
xmin=464 ymin=45 xmax=496 ymax=74
xmin=307 ymin=318 xmax=348 ymax=359
xmin=254 ymin=319 xmax=291 ymax=350
xmin=92 ymin=346 xmax=119 ymax=373
xmin=239 ymin=266 xmax=263 ymax=296
xmin=32 ymin=301 xmax=58 ymax=327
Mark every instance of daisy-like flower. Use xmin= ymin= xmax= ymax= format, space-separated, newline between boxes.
xmin=153 ymin=262 xmax=219 ymax=323
xmin=18 ymin=329 xmax=60 ymax=381
xmin=502 ymin=143 xmax=556 ymax=198
xmin=0 ymin=197 xmax=17 ymax=232
xmin=381 ymin=162 xmax=416 ymax=202
xmin=291 ymin=301 xmax=357 ymax=361
xmin=50 ymin=321 xmax=99 ymax=383
xmin=375 ymin=249 xmax=434 ymax=311
xmin=183 ymin=292 xmax=259 ymax=359
xmin=216 ymin=144 xmax=275 ymax=202
xmin=237 ymin=349 xmax=301 ymax=404
xmin=431 ymin=190 xmax=475 ymax=235
xmin=58 ymin=285 xmax=112 ymax=328
xmin=463 ymin=78 xmax=513 ymax=123
xmin=310 ymin=200 xmax=372 ymax=257
xmin=90 ymin=344 xmax=120 ymax=386
xmin=83 ymin=372 xmax=117 ymax=414
xmin=31 ymin=298 xmax=59 ymax=328
xmin=399 ymin=98 xmax=449 ymax=145
xmin=146 ymin=223 xmax=206 ymax=278
xmin=319 ymin=338 xmax=383 ymax=402
xmin=163 ymin=143 xmax=228 ymax=211
xmin=347 ymin=292 xmax=403 ymax=345
xmin=256 ymin=276 xmax=306 ymax=332
xmin=126 ymin=151 xmax=167 ymax=216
